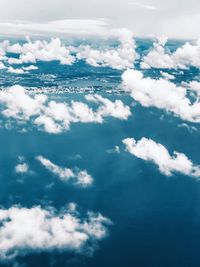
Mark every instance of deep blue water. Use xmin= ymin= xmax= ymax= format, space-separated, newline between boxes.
xmin=1 ymin=39 xmax=200 ymax=267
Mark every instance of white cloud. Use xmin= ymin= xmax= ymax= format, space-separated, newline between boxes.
xmin=22 ymin=65 xmax=38 ymax=71
xmin=0 ymin=85 xmax=131 ymax=134
xmin=36 ymin=156 xmax=93 ymax=186
xmin=0 ymin=85 xmax=47 ymax=120
xmin=15 ymin=163 xmax=29 ymax=174
xmin=85 ymin=94 xmax=131 ymax=120
xmin=123 ymin=137 xmax=200 ymax=177
xmin=7 ymin=57 xmax=23 ymax=65
xmin=141 ymin=38 xmax=200 ymax=69
xmin=77 ymin=29 xmax=137 ymax=69
xmin=6 ymin=38 xmax=75 ymax=65
xmin=7 ymin=66 xmax=25 ymax=74
xmin=160 ymin=71 xmax=175 ymax=80
xmin=122 ymin=69 xmax=200 ymax=123
xmin=0 ymin=205 xmax=110 ymax=261
xmin=187 ymin=81 xmax=200 ymax=98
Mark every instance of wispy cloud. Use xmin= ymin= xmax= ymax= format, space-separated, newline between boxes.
xmin=129 ymin=1 xmax=158 ymax=10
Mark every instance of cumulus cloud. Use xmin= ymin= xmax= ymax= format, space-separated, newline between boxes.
xmin=6 ymin=38 xmax=75 ymax=65
xmin=8 ymin=66 xmax=25 ymax=74
xmin=22 ymin=65 xmax=38 ymax=71
xmin=0 ymin=85 xmax=131 ymax=133
xmin=85 ymin=94 xmax=131 ymax=120
xmin=187 ymin=81 xmax=200 ymax=96
xmin=122 ymin=69 xmax=200 ymax=123
xmin=36 ymin=156 xmax=93 ymax=186
xmin=141 ymin=38 xmax=200 ymax=69
xmin=0 ymin=204 xmax=110 ymax=261
xmin=160 ymin=71 xmax=175 ymax=80
xmin=15 ymin=156 xmax=31 ymax=176
xmin=15 ymin=163 xmax=29 ymax=174
xmin=0 ymin=85 xmax=47 ymax=120
xmin=77 ymin=29 xmax=137 ymax=69
xmin=123 ymin=137 xmax=200 ymax=177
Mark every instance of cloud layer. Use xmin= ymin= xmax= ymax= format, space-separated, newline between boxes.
xmin=1 ymin=1 xmax=200 ymax=38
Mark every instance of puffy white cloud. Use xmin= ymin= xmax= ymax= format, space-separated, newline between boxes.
xmin=85 ymin=94 xmax=131 ymax=120
xmin=7 ymin=66 xmax=25 ymax=74
xmin=15 ymin=156 xmax=30 ymax=175
xmin=0 ymin=85 xmax=47 ymax=120
xmin=122 ymin=69 xmax=200 ymax=123
xmin=141 ymin=38 xmax=200 ymax=69
xmin=15 ymin=163 xmax=29 ymax=174
xmin=187 ymin=81 xmax=200 ymax=96
xmin=0 ymin=205 xmax=110 ymax=261
xmin=77 ymin=30 xmax=137 ymax=69
xmin=123 ymin=137 xmax=200 ymax=177
xmin=0 ymin=85 xmax=131 ymax=133
xmin=141 ymin=37 xmax=175 ymax=69
xmin=160 ymin=71 xmax=175 ymax=80
xmin=0 ymin=28 xmax=137 ymax=70
xmin=7 ymin=57 xmax=23 ymax=65
xmin=36 ymin=156 xmax=93 ymax=186
xmin=6 ymin=38 xmax=75 ymax=65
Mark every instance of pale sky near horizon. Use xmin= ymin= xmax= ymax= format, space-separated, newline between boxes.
xmin=0 ymin=0 xmax=199 ymax=39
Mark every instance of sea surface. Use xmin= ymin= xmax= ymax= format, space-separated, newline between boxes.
xmin=1 ymin=39 xmax=200 ymax=267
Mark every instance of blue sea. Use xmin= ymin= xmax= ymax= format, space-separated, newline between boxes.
xmin=1 ymin=38 xmax=200 ymax=267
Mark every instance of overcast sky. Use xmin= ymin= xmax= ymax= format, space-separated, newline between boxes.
xmin=0 ymin=0 xmax=199 ymax=39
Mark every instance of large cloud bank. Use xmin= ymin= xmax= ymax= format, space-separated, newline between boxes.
xmin=123 ymin=137 xmax=200 ymax=177
xmin=0 ymin=85 xmax=131 ymax=133
xmin=0 ymin=205 xmax=110 ymax=261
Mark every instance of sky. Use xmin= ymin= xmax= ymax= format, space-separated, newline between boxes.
xmin=0 ymin=0 xmax=199 ymax=39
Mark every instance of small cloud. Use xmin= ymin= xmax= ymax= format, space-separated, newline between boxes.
xmin=15 ymin=156 xmax=30 ymax=175
xmin=123 ymin=137 xmax=200 ymax=178
xmin=36 ymin=156 xmax=93 ymax=187
xmin=106 ymin=145 xmax=120 ymax=154
xmin=15 ymin=163 xmax=29 ymax=174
